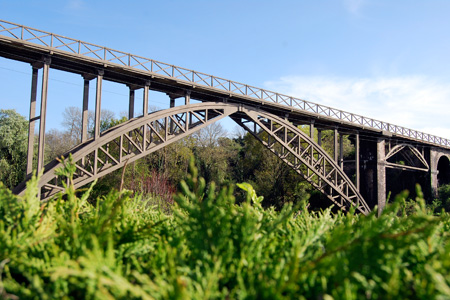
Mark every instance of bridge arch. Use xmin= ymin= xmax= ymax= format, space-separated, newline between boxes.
xmin=15 ymin=102 xmax=238 ymax=198
xmin=15 ymin=102 xmax=370 ymax=215
xmin=437 ymin=155 xmax=450 ymax=187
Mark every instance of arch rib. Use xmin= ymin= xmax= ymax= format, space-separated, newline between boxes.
xmin=233 ymin=107 xmax=370 ymax=215
xmin=16 ymin=102 xmax=239 ymax=199
xmin=16 ymin=102 xmax=370 ymax=215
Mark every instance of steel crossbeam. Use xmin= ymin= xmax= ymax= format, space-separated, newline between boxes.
xmin=0 ymin=19 xmax=449 ymax=148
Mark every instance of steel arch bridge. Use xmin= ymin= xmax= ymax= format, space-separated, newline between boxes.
xmin=1 ymin=19 xmax=450 ymax=215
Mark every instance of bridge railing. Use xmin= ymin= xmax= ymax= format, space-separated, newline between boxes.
xmin=1 ymin=19 xmax=449 ymax=147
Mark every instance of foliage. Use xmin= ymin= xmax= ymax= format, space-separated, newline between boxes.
xmin=1 ymin=157 xmax=450 ymax=299
xmin=437 ymin=183 xmax=450 ymax=212
xmin=0 ymin=109 xmax=28 ymax=189
xmin=233 ymin=132 xmax=307 ymax=208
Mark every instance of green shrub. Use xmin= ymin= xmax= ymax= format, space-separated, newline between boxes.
xmin=1 ymin=156 xmax=450 ymax=299
xmin=438 ymin=183 xmax=450 ymax=212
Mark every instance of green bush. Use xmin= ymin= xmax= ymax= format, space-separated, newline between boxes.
xmin=1 ymin=156 xmax=450 ymax=299
xmin=438 ymin=183 xmax=450 ymax=212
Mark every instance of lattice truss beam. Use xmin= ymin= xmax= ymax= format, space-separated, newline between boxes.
xmin=232 ymin=108 xmax=370 ymax=215
xmin=19 ymin=103 xmax=238 ymax=199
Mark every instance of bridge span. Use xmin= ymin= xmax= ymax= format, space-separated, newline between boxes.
xmin=1 ymin=19 xmax=449 ymax=215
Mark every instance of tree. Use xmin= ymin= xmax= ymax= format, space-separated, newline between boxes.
xmin=45 ymin=129 xmax=74 ymax=164
xmin=61 ymin=106 xmax=116 ymax=143
xmin=191 ymin=122 xmax=228 ymax=147
xmin=62 ymin=106 xmax=85 ymax=143
xmin=0 ymin=109 xmax=28 ymax=189
xmin=190 ymin=123 xmax=240 ymax=185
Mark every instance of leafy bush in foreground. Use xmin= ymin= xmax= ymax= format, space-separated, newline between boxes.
xmin=1 ymin=158 xmax=450 ymax=299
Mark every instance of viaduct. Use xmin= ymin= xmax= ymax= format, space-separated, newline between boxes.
xmin=1 ymin=20 xmax=450 ymax=215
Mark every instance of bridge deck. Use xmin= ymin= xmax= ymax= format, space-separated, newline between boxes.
xmin=0 ymin=19 xmax=448 ymax=149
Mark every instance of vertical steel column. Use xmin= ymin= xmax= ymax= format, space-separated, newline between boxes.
xmin=185 ymin=91 xmax=191 ymax=131
xmin=317 ymin=129 xmax=322 ymax=146
xmin=36 ymin=57 xmax=51 ymax=173
xmin=339 ymin=133 xmax=344 ymax=168
xmin=81 ymin=75 xmax=93 ymax=143
xmin=334 ymin=127 xmax=338 ymax=162
xmin=26 ymin=66 xmax=39 ymax=176
xmin=169 ymin=96 xmax=175 ymax=133
xmin=310 ymin=120 xmax=315 ymax=162
xmin=377 ymin=139 xmax=386 ymax=216
xmin=143 ymin=82 xmax=150 ymax=116
xmin=143 ymin=82 xmax=149 ymax=150
xmin=93 ymin=70 xmax=103 ymax=176
xmin=128 ymin=88 xmax=135 ymax=119
xmin=94 ymin=70 xmax=103 ymax=140
xmin=185 ymin=90 xmax=191 ymax=105
xmin=355 ymin=132 xmax=360 ymax=190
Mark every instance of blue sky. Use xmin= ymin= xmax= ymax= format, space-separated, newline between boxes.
xmin=1 ymin=0 xmax=450 ymax=137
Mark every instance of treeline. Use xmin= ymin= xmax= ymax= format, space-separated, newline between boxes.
xmin=2 ymin=107 xmax=450 ymax=211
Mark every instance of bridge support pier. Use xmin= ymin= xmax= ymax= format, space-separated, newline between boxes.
xmin=377 ymin=139 xmax=386 ymax=215
xmin=339 ymin=132 xmax=344 ymax=168
xmin=81 ymin=74 xmax=96 ymax=143
xmin=355 ymin=132 xmax=360 ymax=190
xmin=334 ymin=127 xmax=338 ymax=162
xmin=128 ymin=87 xmax=135 ymax=120
xmin=94 ymin=70 xmax=103 ymax=140
xmin=358 ymin=137 xmax=389 ymax=214
xmin=430 ymin=149 xmax=439 ymax=198
xmin=35 ymin=57 xmax=51 ymax=174
xmin=144 ymin=82 xmax=150 ymax=116
xmin=185 ymin=90 xmax=191 ymax=105
xmin=317 ymin=129 xmax=322 ymax=146
xmin=26 ymin=66 xmax=39 ymax=176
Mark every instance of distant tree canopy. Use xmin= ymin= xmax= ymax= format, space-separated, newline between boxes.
xmin=45 ymin=107 xmax=117 ymax=163
xmin=0 ymin=109 xmax=28 ymax=189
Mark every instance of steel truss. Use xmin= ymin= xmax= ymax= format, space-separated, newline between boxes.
xmin=232 ymin=107 xmax=370 ymax=215
xmin=15 ymin=103 xmax=238 ymax=199
xmin=385 ymin=144 xmax=429 ymax=172
xmin=15 ymin=102 xmax=370 ymax=214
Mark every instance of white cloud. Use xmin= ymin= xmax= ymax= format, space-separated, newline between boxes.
xmin=264 ymin=75 xmax=450 ymax=139
xmin=66 ymin=0 xmax=85 ymax=11
xmin=343 ymin=0 xmax=366 ymax=16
